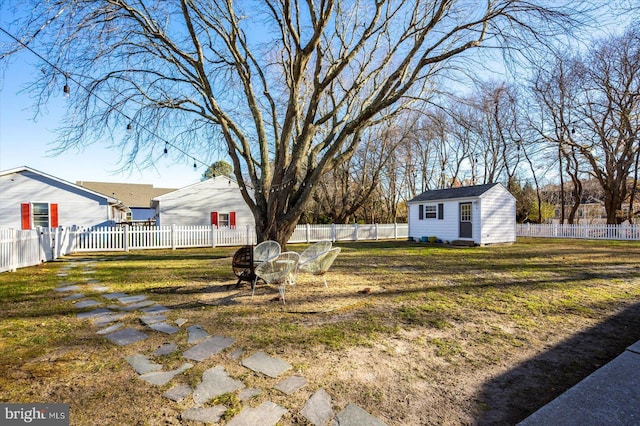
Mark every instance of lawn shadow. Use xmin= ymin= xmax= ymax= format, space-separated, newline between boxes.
xmin=474 ymin=301 xmax=640 ymax=425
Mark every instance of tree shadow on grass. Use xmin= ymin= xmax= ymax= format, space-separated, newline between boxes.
xmin=474 ymin=301 xmax=640 ymax=425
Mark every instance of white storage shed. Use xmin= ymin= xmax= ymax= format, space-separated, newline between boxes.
xmin=408 ymin=183 xmax=516 ymax=246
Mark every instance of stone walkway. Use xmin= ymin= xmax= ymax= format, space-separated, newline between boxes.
xmin=55 ymin=258 xmax=388 ymax=425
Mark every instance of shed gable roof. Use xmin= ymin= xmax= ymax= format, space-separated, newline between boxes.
xmin=409 ymin=183 xmax=502 ymax=203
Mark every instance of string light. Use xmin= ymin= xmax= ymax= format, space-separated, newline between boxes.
xmin=163 ymin=143 xmax=168 ymax=155
xmin=63 ymin=75 xmax=70 ymax=98
xmin=0 ymin=25 xmax=210 ymax=172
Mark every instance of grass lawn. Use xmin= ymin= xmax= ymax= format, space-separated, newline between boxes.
xmin=1 ymin=238 xmax=640 ymax=425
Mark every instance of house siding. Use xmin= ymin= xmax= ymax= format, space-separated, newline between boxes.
xmin=153 ymin=176 xmax=255 ymax=227
xmin=0 ymin=169 xmax=115 ymax=228
xmin=478 ymin=185 xmax=516 ymax=245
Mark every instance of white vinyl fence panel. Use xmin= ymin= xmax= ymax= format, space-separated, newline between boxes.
xmin=517 ymin=223 xmax=640 ymax=240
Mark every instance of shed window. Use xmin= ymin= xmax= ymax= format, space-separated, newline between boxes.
xmin=424 ymin=205 xmax=437 ymax=219
xmin=438 ymin=203 xmax=444 ymax=220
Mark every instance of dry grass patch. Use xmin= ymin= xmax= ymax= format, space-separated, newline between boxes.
xmin=1 ymin=239 xmax=640 ymax=425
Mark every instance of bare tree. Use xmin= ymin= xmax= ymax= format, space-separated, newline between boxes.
xmin=2 ymin=0 xmax=585 ymax=244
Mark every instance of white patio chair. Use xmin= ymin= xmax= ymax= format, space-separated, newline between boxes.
xmin=253 ymin=240 xmax=281 ymax=264
xmin=298 ymin=240 xmax=332 ymax=267
xmin=254 ymin=251 xmax=300 ymax=304
xmin=298 ymin=247 xmax=341 ymax=287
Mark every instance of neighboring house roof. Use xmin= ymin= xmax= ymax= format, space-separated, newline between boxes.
xmin=77 ymin=181 xmax=176 ymax=208
xmin=409 ymin=183 xmax=504 ymax=203
xmin=1 ymin=166 xmax=129 ymax=211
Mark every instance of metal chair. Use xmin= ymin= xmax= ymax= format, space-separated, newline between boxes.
xmin=254 ymin=251 xmax=300 ymax=304
xmin=231 ymin=245 xmax=257 ymax=288
xmin=298 ymin=240 xmax=332 ymax=267
xmin=253 ymin=240 xmax=281 ymax=264
xmin=298 ymin=247 xmax=341 ymax=287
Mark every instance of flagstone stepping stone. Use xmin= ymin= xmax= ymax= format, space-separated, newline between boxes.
xmin=77 ymin=308 xmax=112 ymax=319
xmin=140 ymin=315 xmax=166 ymax=325
xmin=229 ymin=348 xmax=245 ymax=361
xmin=141 ymin=304 xmax=170 ymax=314
xmin=241 ymin=352 xmax=291 ymax=378
xmin=74 ymin=299 xmax=102 ymax=309
xmin=105 ymin=328 xmax=149 ymax=346
xmin=148 ymin=322 xmax=179 ymax=335
xmin=119 ymin=300 xmax=156 ymax=311
xmin=151 ymin=343 xmax=179 ymax=357
xmin=55 ymin=285 xmax=82 ymax=292
xmin=187 ymin=324 xmax=210 ymax=344
xmin=175 ymin=318 xmax=188 ymax=327
xmin=94 ymin=313 xmax=127 ymax=327
xmin=333 ymin=403 xmax=388 ymax=426
xmin=103 ymin=292 xmax=128 ymax=300
xmin=56 ymin=273 xmax=69 ymax=277
xmin=96 ymin=323 xmax=124 ymax=335
xmin=183 ymin=336 xmax=236 ymax=362
xmin=118 ymin=295 xmax=148 ymax=304
xmin=62 ymin=293 xmax=85 ymax=301
xmin=164 ymin=384 xmax=192 ymax=402
xmin=300 ymin=388 xmax=334 ymax=426
xmin=181 ymin=406 xmax=226 ymax=424
xmin=193 ymin=366 xmax=245 ymax=405
xmin=90 ymin=285 xmax=110 ymax=292
xmin=274 ymin=375 xmax=307 ymax=395
xmin=139 ymin=363 xmax=193 ymax=386
xmin=226 ymin=401 xmax=287 ymax=426
xmin=238 ymin=388 xmax=261 ymax=401
xmin=126 ymin=354 xmax=163 ymax=374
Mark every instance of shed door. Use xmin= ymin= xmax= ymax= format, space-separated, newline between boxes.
xmin=459 ymin=202 xmax=472 ymax=238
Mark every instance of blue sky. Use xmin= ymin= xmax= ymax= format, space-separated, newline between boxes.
xmin=0 ymin=48 xmax=205 ymax=189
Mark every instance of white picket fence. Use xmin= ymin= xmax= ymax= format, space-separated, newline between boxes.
xmin=0 ymin=223 xmax=408 ymax=273
xmin=4 ymin=222 xmax=638 ymax=273
xmin=516 ymin=223 xmax=640 ymax=240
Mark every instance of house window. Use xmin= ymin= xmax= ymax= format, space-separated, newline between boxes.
xmin=21 ymin=202 xmax=58 ymax=229
xmin=211 ymin=211 xmax=237 ymax=228
xmin=460 ymin=203 xmax=472 ymax=222
xmin=33 ymin=203 xmax=50 ymax=227
xmin=218 ymin=213 xmax=230 ymax=228
xmin=424 ymin=205 xmax=437 ymax=219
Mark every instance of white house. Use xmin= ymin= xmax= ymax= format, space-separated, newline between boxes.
xmin=0 ymin=166 xmax=129 ymax=229
xmin=151 ymin=176 xmax=255 ymax=228
xmin=408 ymin=183 xmax=516 ymax=246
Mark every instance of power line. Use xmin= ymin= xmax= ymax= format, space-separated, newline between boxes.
xmin=0 ymin=25 xmax=210 ymax=171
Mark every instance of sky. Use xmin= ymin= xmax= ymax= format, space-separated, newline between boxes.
xmin=0 ymin=51 xmax=206 ymax=189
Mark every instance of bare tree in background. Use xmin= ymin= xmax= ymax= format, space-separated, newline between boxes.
xmin=1 ymin=0 xmax=586 ymax=244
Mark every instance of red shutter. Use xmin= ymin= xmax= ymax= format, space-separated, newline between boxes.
xmin=50 ymin=204 xmax=59 ymax=228
xmin=21 ymin=203 xmax=31 ymax=230
xmin=211 ymin=211 xmax=218 ymax=227
xmin=230 ymin=211 xmax=236 ymax=228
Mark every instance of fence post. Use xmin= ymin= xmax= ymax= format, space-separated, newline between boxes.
xmin=211 ymin=224 xmax=217 ymax=248
xmin=123 ymin=225 xmax=129 ymax=252
xmin=306 ymin=224 xmax=311 ymax=243
xmin=375 ymin=223 xmax=379 ymax=240
xmin=331 ymin=224 xmax=336 ymax=242
xmin=354 ymin=223 xmax=359 ymax=241
xmin=171 ymin=224 xmax=177 ymax=250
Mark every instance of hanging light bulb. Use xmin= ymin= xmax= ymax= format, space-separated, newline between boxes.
xmin=63 ymin=77 xmax=70 ymax=98
xmin=193 ymin=158 xmax=197 ymax=169
xmin=164 ymin=143 xmax=168 ymax=155
xmin=126 ymin=123 xmax=132 ymax=132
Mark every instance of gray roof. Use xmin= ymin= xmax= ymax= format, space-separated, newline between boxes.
xmin=409 ymin=183 xmax=501 ymax=203
xmin=76 ymin=181 xmax=177 ymax=208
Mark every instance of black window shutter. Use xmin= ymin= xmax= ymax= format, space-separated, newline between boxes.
xmin=438 ymin=203 xmax=444 ymax=220
xmin=419 ymin=204 xmax=424 ymax=220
